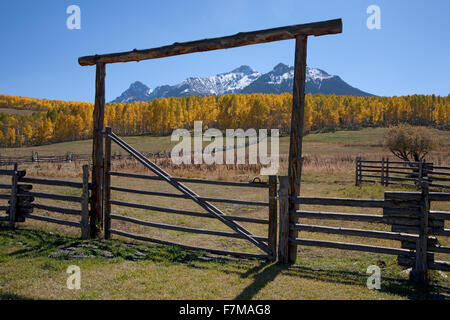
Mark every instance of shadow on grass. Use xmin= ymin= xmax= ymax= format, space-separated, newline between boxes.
xmin=234 ymin=261 xmax=449 ymax=300
xmin=0 ymin=226 xmax=204 ymax=264
xmin=2 ymin=226 xmax=448 ymax=300
xmin=0 ymin=293 xmax=38 ymax=300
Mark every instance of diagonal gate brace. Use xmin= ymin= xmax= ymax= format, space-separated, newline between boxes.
xmin=104 ymin=129 xmax=271 ymax=255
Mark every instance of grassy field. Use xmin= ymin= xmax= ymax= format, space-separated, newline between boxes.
xmin=0 ymin=127 xmax=449 ymax=300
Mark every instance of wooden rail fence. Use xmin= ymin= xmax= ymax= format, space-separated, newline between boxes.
xmin=0 ymin=164 xmax=91 ymax=238
xmin=278 ymin=176 xmax=450 ymax=283
xmin=0 ymin=151 xmax=173 ymax=165
xmin=1 ymin=164 xmax=449 ymax=284
xmin=355 ymin=157 xmax=450 ymax=189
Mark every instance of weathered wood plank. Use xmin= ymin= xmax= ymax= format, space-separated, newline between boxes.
xmin=410 ymin=182 xmax=429 ymax=284
xmin=293 ymin=210 xmax=385 ymax=223
xmin=293 ymin=223 xmax=417 ymax=241
xmin=81 ymin=165 xmax=90 ymax=239
xmin=19 ymin=177 xmax=84 ymax=189
xmin=110 ymin=185 xmax=269 ymax=206
xmin=33 ymin=203 xmax=81 ymax=215
xmin=291 ymin=238 xmax=412 ymax=256
xmin=104 ymin=127 xmax=112 ymax=240
xmin=91 ymin=62 xmax=106 ymax=238
xmin=79 ymin=19 xmax=342 ymax=66
xmin=287 ymin=35 xmax=308 ymax=264
xmin=278 ymin=176 xmax=289 ymax=264
xmin=110 ymin=229 xmax=268 ymax=259
xmin=295 ymin=196 xmax=385 ymax=208
xmin=8 ymin=164 xmax=18 ymax=229
xmin=385 ymin=192 xmax=421 ymax=201
xmin=109 ymin=171 xmax=269 ymax=188
xmin=18 ymin=191 xmax=82 ymax=203
xmin=268 ymin=175 xmax=277 ymax=261
xmin=110 ymin=201 xmax=269 ymax=224
xmin=23 ymin=214 xmax=81 ymax=228
xmin=110 ymin=214 xmax=268 ymax=241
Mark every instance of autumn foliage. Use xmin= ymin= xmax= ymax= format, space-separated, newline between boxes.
xmin=0 ymin=93 xmax=448 ymax=147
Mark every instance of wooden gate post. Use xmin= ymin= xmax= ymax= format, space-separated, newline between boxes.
xmin=8 ymin=163 xmax=18 ymax=229
xmin=287 ymin=35 xmax=308 ymax=264
xmin=104 ymin=127 xmax=112 ymax=240
xmin=80 ymin=165 xmax=90 ymax=239
xmin=91 ymin=62 xmax=106 ymax=238
xmin=385 ymin=157 xmax=389 ymax=186
xmin=381 ymin=157 xmax=385 ymax=186
xmin=268 ymin=175 xmax=278 ymax=261
xmin=278 ymin=176 xmax=289 ymax=264
xmin=410 ymin=181 xmax=429 ymax=284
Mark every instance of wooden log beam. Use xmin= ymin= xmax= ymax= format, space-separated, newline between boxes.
xmin=293 ymin=223 xmax=418 ymax=242
xmin=278 ymin=176 xmax=289 ymax=264
xmin=104 ymin=127 xmax=112 ymax=240
xmin=109 ymin=171 xmax=269 ymax=188
xmin=410 ymin=182 xmax=429 ymax=284
xmin=78 ymin=19 xmax=342 ymax=66
xmin=91 ymin=62 xmax=106 ymax=238
xmin=81 ymin=165 xmax=90 ymax=240
xmin=110 ymin=185 xmax=269 ymax=206
xmin=291 ymin=238 xmax=412 ymax=256
xmin=287 ymin=34 xmax=308 ymax=264
xmin=268 ymin=175 xmax=278 ymax=261
xmin=23 ymin=214 xmax=81 ymax=228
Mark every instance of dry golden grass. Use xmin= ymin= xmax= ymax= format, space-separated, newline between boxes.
xmin=0 ymin=128 xmax=449 ymax=300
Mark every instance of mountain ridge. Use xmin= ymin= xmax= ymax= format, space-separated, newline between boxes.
xmin=112 ymin=63 xmax=373 ymax=103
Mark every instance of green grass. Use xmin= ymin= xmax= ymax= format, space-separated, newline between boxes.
xmin=0 ymin=127 xmax=449 ymax=300
xmin=1 ymin=227 xmax=448 ymax=300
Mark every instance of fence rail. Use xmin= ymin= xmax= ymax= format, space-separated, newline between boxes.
xmin=0 ymin=151 xmax=173 ymax=165
xmin=0 ymin=164 xmax=91 ymax=238
xmin=278 ymin=175 xmax=450 ymax=283
xmin=1 ymin=160 xmax=449 ymax=285
xmin=355 ymin=157 xmax=450 ymax=189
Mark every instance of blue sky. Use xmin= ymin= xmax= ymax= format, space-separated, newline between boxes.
xmin=0 ymin=0 xmax=449 ymax=102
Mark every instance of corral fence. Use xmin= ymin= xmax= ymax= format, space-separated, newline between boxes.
xmin=102 ymin=127 xmax=278 ymax=260
xmin=1 ymin=159 xmax=449 ymax=284
xmin=355 ymin=157 xmax=450 ymax=190
xmin=278 ymin=176 xmax=450 ymax=283
xmin=0 ymin=164 xmax=91 ymax=238
xmin=0 ymin=151 xmax=171 ymax=165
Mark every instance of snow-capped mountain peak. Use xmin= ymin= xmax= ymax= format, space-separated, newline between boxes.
xmin=112 ymin=63 xmax=373 ymax=102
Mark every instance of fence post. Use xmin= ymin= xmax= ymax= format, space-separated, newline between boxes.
xmin=91 ymin=62 xmax=106 ymax=238
xmin=268 ymin=175 xmax=278 ymax=261
xmin=355 ymin=157 xmax=360 ymax=186
xmin=410 ymin=181 xmax=429 ymax=284
xmin=80 ymin=165 xmax=90 ymax=239
xmin=104 ymin=127 xmax=112 ymax=240
xmin=8 ymin=163 xmax=18 ymax=229
xmin=385 ymin=157 xmax=389 ymax=186
xmin=381 ymin=157 xmax=385 ymax=186
xmin=278 ymin=176 xmax=289 ymax=264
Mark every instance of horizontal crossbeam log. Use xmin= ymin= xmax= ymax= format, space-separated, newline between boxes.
xmin=79 ymin=19 xmax=342 ymax=66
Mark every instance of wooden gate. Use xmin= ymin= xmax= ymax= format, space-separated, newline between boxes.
xmin=102 ymin=127 xmax=278 ymax=259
